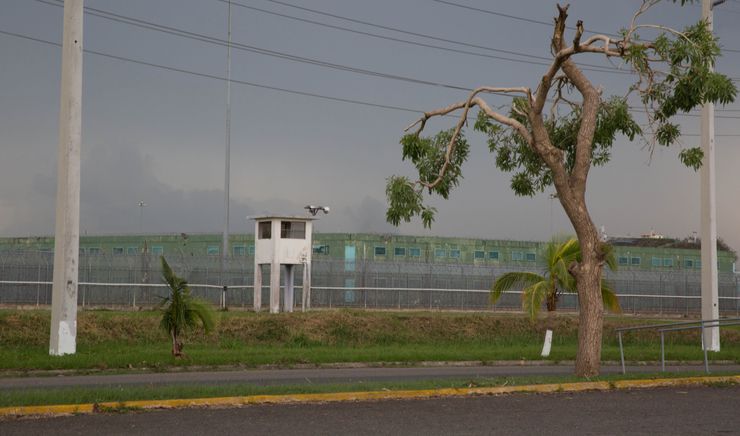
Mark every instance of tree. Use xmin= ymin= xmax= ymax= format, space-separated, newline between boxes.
xmin=386 ymin=1 xmax=736 ymax=376
xmin=159 ymin=256 xmax=215 ymax=357
xmin=491 ymin=237 xmax=621 ymax=319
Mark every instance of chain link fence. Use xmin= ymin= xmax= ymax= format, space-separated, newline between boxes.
xmin=1 ymin=251 xmax=738 ymax=316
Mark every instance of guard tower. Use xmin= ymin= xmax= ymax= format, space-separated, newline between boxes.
xmin=252 ymin=216 xmax=314 ymax=313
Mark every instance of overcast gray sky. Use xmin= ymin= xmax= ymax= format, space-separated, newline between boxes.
xmin=1 ymin=0 xmax=739 ymax=249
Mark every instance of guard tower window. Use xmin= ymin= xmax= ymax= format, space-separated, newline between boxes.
xmin=258 ymin=221 xmax=272 ymax=239
xmin=280 ymin=221 xmax=306 ymax=239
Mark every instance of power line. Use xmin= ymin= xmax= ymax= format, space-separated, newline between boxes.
xmin=34 ymin=0 xmax=740 ymax=111
xmin=225 ymin=0 xmax=631 ymax=75
xmin=430 ymin=0 xmax=740 ymax=54
xmin=4 ymin=28 xmax=740 ymax=124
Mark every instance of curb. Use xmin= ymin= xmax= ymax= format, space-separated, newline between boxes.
xmin=0 ymin=375 xmax=737 ymax=418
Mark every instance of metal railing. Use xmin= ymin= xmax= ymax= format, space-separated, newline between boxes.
xmin=615 ymin=317 xmax=740 ymax=374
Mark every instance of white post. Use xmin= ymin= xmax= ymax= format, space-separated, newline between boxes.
xmin=50 ymin=0 xmax=84 ymax=356
xmin=270 ymin=261 xmax=280 ymax=313
xmin=700 ymin=0 xmax=720 ymax=352
xmin=302 ymin=262 xmax=310 ymax=312
xmin=221 ymin=0 xmax=232 ymax=291
xmin=284 ymin=265 xmax=294 ymax=313
xmin=253 ymin=263 xmax=262 ymax=311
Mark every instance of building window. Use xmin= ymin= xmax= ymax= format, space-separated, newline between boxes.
xmin=409 ymin=247 xmax=421 ymax=257
xmin=79 ymin=248 xmax=86 ymax=255
xmin=280 ymin=221 xmax=306 ymax=239
xmin=684 ymin=259 xmax=694 ymax=268
xmin=394 ymin=247 xmax=406 ymax=257
xmin=512 ymin=251 xmax=524 ymax=261
xmin=449 ymin=249 xmax=461 ymax=259
xmin=112 ymin=247 xmax=124 ymax=256
xmin=663 ymin=258 xmax=674 ymax=267
xmin=248 ymin=245 xmax=255 ymax=255
xmin=618 ymin=256 xmax=629 ymax=266
xmin=313 ymin=245 xmax=329 ymax=255
xmin=207 ymin=246 xmax=219 ymax=256
xmin=374 ymin=246 xmax=386 ymax=256
xmin=489 ymin=251 xmax=499 ymax=260
xmin=233 ymin=245 xmax=246 ymax=256
xmin=127 ymin=247 xmax=138 ymax=256
xmin=526 ymin=253 xmax=536 ymax=262
xmin=631 ymin=257 xmax=641 ymax=266
xmin=151 ymin=246 xmax=164 ymax=255
xmin=474 ymin=250 xmax=485 ymax=260
xmin=258 ymin=221 xmax=272 ymax=239
xmin=651 ymin=257 xmax=661 ymax=267
xmin=695 ymin=259 xmax=701 ymax=268
xmin=87 ymin=247 xmax=101 ymax=256
xmin=434 ymin=248 xmax=446 ymax=257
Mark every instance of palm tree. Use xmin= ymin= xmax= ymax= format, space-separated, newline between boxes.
xmin=491 ymin=237 xmax=621 ymax=319
xmin=159 ymin=256 xmax=215 ymax=357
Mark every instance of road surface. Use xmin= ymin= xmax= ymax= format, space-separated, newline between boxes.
xmin=1 ymin=385 xmax=738 ymax=435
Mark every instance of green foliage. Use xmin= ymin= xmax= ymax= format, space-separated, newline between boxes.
xmin=386 ymin=129 xmax=468 ymax=227
xmin=491 ymin=237 xmax=621 ymax=319
xmin=476 ymin=97 xmax=640 ymax=197
xmin=679 ymin=147 xmax=704 ymax=170
xmin=159 ymin=257 xmax=215 ymax=354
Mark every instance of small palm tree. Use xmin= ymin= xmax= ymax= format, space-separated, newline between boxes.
xmin=159 ymin=256 xmax=215 ymax=357
xmin=491 ymin=237 xmax=621 ymax=319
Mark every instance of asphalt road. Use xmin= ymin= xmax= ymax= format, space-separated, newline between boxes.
xmin=2 ymin=364 xmax=738 ymax=390
xmin=2 ymin=385 xmax=738 ymax=435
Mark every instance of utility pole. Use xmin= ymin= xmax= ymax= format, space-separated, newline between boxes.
xmin=138 ymin=201 xmax=147 ymax=233
xmin=221 ymin=0 xmax=233 ymax=306
xmin=50 ymin=0 xmax=84 ymax=356
xmin=700 ymin=0 xmax=723 ymax=352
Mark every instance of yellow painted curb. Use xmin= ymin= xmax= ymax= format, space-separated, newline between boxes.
xmin=0 ymin=375 xmax=737 ymax=418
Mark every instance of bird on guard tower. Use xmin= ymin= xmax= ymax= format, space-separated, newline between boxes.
xmin=304 ymin=205 xmax=330 ymax=216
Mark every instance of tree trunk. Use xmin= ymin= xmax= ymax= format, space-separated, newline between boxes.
xmin=171 ymin=330 xmax=182 ymax=357
xmin=571 ymin=219 xmax=604 ymax=377
xmin=546 ymin=292 xmax=558 ymax=312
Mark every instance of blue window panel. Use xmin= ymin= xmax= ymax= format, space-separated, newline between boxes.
xmin=374 ymin=246 xmax=386 ymax=256
xmin=345 ymin=246 xmax=356 ymax=272
xmin=434 ymin=248 xmax=446 ymax=257
xmin=127 ymin=247 xmax=138 ymax=256
xmin=618 ymin=257 xmax=629 ymax=265
xmin=631 ymin=257 xmax=641 ymax=266
xmin=489 ymin=251 xmax=499 ymax=260
xmin=474 ymin=250 xmax=485 ymax=259
xmin=112 ymin=247 xmax=124 ymax=256
xmin=651 ymin=257 xmax=661 ymax=267
xmin=695 ymin=259 xmax=701 ymax=269
xmin=207 ymin=246 xmax=219 ymax=256
xmin=394 ymin=247 xmax=406 ymax=256
xmin=526 ymin=253 xmax=536 ymax=262
xmin=233 ymin=245 xmax=246 ymax=256
xmin=512 ymin=251 xmax=524 ymax=261
xmin=248 ymin=245 xmax=255 ymax=255
xmin=88 ymin=247 xmax=101 ymax=256
xmin=151 ymin=246 xmax=164 ymax=255
xmin=449 ymin=249 xmax=461 ymax=258
xmin=663 ymin=258 xmax=674 ymax=267
xmin=409 ymin=247 xmax=421 ymax=257
xmin=684 ymin=259 xmax=694 ymax=268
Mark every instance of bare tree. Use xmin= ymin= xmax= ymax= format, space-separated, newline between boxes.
xmin=386 ymin=1 xmax=736 ymax=377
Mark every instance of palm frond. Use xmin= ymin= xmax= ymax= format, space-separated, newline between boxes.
xmin=521 ymin=280 xmax=549 ymax=320
xmin=491 ymin=271 xmax=545 ymax=303
xmin=600 ymin=279 xmax=622 ymax=313
xmin=601 ymin=243 xmax=618 ymax=272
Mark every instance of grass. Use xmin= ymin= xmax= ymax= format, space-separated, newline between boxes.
xmin=1 ymin=371 xmax=737 ymax=408
xmin=0 ymin=309 xmax=738 ymax=372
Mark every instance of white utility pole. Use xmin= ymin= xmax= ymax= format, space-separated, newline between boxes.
xmin=221 ymin=0 xmax=233 ymax=297
xmin=50 ymin=0 xmax=84 ymax=356
xmin=700 ymin=0 xmax=722 ymax=352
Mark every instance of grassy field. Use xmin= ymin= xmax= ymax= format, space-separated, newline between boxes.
xmin=2 ymin=371 xmax=738 ymax=408
xmin=0 ymin=309 xmax=738 ymax=372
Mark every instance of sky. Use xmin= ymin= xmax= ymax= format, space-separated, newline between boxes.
xmin=1 ymin=0 xmax=739 ymax=250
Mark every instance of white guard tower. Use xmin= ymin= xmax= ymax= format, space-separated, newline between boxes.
xmin=252 ymin=216 xmax=314 ymax=313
